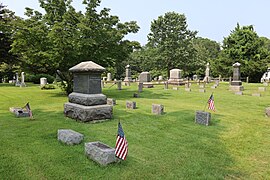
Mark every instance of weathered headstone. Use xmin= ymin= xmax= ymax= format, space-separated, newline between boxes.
xmin=20 ymin=72 xmax=26 ymax=87
xmin=265 ymin=107 xmax=270 ymax=117
xmin=40 ymin=77 xmax=47 ymax=87
xmin=138 ymin=82 xmax=143 ymax=93
xmin=246 ymin=76 xmax=249 ymax=83
xmin=107 ymin=98 xmax=116 ymax=106
xmin=124 ymin=64 xmax=132 ymax=82
xmin=203 ymin=62 xmax=211 ymax=83
xmin=195 ymin=111 xmax=211 ymax=126
xmin=117 ymin=81 xmax=122 ymax=90
xmin=229 ymin=62 xmax=244 ymax=91
xmin=252 ymin=93 xmax=261 ymax=97
xmin=168 ymin=69 xmax=184 ymax=85
xmin=258 ymin=87 xmax=266 ymax=92
xmin=263 ymin=82 xmax=269 ymax=86
xmin=164 ymin=81 xmax=168 ymax=90
xmin=101 ymin=80 xmax=105 ymax=88
xmin=85 ymin=141 xmax=117 ymax=166
xmin=107 ymin=73 xmax=112 ymax=81
xmin=15 ymin=73 xmax=20 ymax=86
xmin=172 ymin=87 xmax=178 ymax=90
xmin=126 ymin=101 xmax=136 ymax=109
xmin=152 ymin=104 xmax=164 ymax=115
xmin=9 ymin=107 xmax=30 ymax=118
xmin=57 ymin=129 xmax=84 ymax=145
xmin=64 ymin=61 xmax=113 ymax=122
xmin=158 ymin=76 xmax=163 ymax=81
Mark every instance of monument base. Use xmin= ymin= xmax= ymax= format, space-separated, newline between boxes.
xmin=64 ymin=102 xmax=113 ymax=122
xmin=231 ymin=81 xmax=242 ymax=86
xmin=168 ymin=78 xmax=184 ymax=85
xmin=229 ymin=85 xmax=244 ymax=91
xmin=68 ymin=93 xmax=107 ymax=106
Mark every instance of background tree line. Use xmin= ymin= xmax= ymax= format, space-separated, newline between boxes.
xmin=1 ymin=0 xmax=270 ymax=92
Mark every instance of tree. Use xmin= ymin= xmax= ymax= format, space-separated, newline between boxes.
xmin=219 ymin=23 xmax=270 ymax=82
xmin=147 ymin=12 xmax=197 ymax=77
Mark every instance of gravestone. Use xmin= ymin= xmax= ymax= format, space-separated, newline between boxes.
xmin=152 ymin=104 xmax=164 ymax=115
xmin=101 ymin=80 xmax=105 ymax=88
xmin=126 ymin=101 xmax=136 ymax=109
xmin=265 ymin=107 xmax=270 ymax=117
xmin=107 ymin=98 xmax=116 ymax=106
xmin=235 ymin=91 xmax=243 ymax=95
xmin=263 ymin=82 xmax=269 ymax=86
xmin=164 ymin=81 xmax=168 ymax=90
xmin=15 ymin=73 xmax=20 ymax=86
xmin=85 ymin=141 xmax=117 ymax=166
xmin=139 ymin=72 xmax=153 ymax=88
xmin=172 ymin=87 xmax=178 ymax=90
xmin=246 ymin=76 xmax=249 ymax=83
xmin=124 ymin=64 xmax=132 ymax=82
xmin=20 ymin=72 xmax=26 ymax=87
xmin=168 ymin=69 xmax=184 ymax=85
xmin=64 ymin=61 xmax=113 ymax=122
xmin=117 ymin=81 xmax=122 ymax=90
xmin=203 ymin=62 xmax=211 ymax=83
xmin=158 ymin=76 xmax=163 ymax=81
xmin=195 ymin=111 xmax=211 ymax=126
xmin=57 ymin=129 xmax=84 ymax=145
xmin=138 ymin=82 xmax=143 ymax=93
xmin=252 ymin=93 xmax=261 ymax=97
xmin=258 ymin=87 xmax=266 ymax=92
xmin=40 ymin=77 xmax=47 ymax=87
xmin=199 ymin=89 xmax=206 ymax=93
xmin=230 ymin=62 xmax=244 ymax=91
xmin=9 ymin=107 xmax=30 ymax=118
xmin=133 ymin=93 xmax=139 ymax=98
xmin=107 ymin=73 xmax=112 ymax=81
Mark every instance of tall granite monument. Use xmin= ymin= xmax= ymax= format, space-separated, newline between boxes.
xmin=124 ymin=64 xmax=132 ymax=82
xmin=64 ymin=61 xmax=113 ymax=122
xmin=168 ymin=69 xmax=184 ymax=85
xmin=230 ymin=62 xmax=244 ymax=91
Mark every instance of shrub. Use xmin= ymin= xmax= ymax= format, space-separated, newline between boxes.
xmin=26 ymin=74 xmax=55 ymax=84
xmin=41 ymin=84 xmax=56 ymax=90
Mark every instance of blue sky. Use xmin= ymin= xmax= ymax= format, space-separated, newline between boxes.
xmin=2 ymin=0 xmax=270 ymax=45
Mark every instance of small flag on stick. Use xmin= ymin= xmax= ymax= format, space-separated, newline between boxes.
xmin=115 ymin=122 xmax=128 ymax=160
xmin=208 ymin=93 xmax=215 ymax=111
xmin=25 ymin=102 xmax=33 ymax=118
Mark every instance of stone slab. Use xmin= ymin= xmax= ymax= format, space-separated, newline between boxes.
xmin=195 ymin=111 xmax=211 ymax=126
xmin=58 ymin=129 xmax=84 ymax=145
xmin=172 ymin=87 xmax=178 ymax=90
xmin=252 ymin=93 xmax=261 ymax=97
xmin=64 ymin=102 xmax=113 ymax=122
xmin=126 ymin=101 xmax=136 ymax=109
xmin=258 ymin=87 xmax=266 ymax=92
xmin=152 ymin=104 xmax=164 ymax=115
xmin=9 ymin=107 xmax=30 ymax=117
xmin=85 ymin=141 xmax=117 ymax=166
xmin=265 ymin=107 xmax=270 ymax=117
xmin=69 ymin=93 xmax=107 ymax=106
xmin=229 ymin=86 xmax=244 ymax=91
xmin=185 ymin=88 xmax=191 ymax=92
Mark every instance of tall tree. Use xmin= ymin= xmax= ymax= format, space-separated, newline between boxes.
xmin=218 ymin=23 xmax=270 ymax=82
xmin=147 ymin=12 xmax=197 ymax=77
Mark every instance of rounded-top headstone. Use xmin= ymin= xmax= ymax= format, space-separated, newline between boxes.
xmin=69 ymin=61 xmax=105 ymax=73
xmin=233 ymin=62 xmax=241 ymax=67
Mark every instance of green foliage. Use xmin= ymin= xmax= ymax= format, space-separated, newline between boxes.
xmin=25 ymin=74 xmax=55 ymax=84
xmin=41 ymin=84 xmax=56 ymax=90
xmin=148 ymin=12 xmax=197 ymax=76
xmin=1 ymin=83 xmax=270 ymax=179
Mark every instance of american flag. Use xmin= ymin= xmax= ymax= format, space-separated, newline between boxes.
xmin=115 ymin=122 xmax=128 ymax=160
xmin=25 ymin=102 xmax=33 ymax=118
xmin=208 ymin=94 xmax=215 ymax=111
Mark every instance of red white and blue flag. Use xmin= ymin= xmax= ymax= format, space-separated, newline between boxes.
xmin=25 ymin=102 xmax=33 ymax=118
xmin=115 ymin=122 xmax=128 ymax=160
xmin=208 ymin=94 xmax=215 ymax=111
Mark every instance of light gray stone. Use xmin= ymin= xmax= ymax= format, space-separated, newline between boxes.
xmin=265 ymin=107 xmax=270 ymax=117
xmin=195 ymin=111 xmax=211 ymax=126
xmin=20 ymin=72 xmax=26 ymax=87
xmin=126 ymin=101 xmax=136 ymax=109
xmin=85 ymin=141 xmax=117 ymax=166
xmin=229 ymin=85 xmax=244 ymax=91
xmin=107 ymin=98 xmax=116 ymax=106
xmin=124 ymin=64 xmax=132 ymax=82
xmin=172 ymin=87 xmax=178 ymax=90
xmin=64 ymin=103 xmax=113 ymax=122
xmin=152 ymin=104 xmax=164 ymax=115
xmin=40 ymin=77 xmax=47 ymax=87
xmin=199 ymin=89 xmax=206 ymax=93
xmin=107 ymin=73 xmax=112 ymax=81
xmin=9 ymin=107 xmax=30 ymax=118
xmin=230 ymin=62 xmax=244 ymax=91
xmin=258 ymin=87 xmax=266 ymax=92
xmin=185 ymin=88 xmax=191 ymax=92
xmin=15 ymin=73 xmax=20 ymax=86
xmin=117 ymin=81 xmax=122 ymax=90
xmin=139 ymin=72 xmax=151 ymax=82
xmin=203 ymin=62 xmax=211 ymax=83
xmin=138 ymin=82 xmax=143 ymax=93
xmin=69 ymin=61 xmax=105 ymax=73
xmin=58 ymin=129 xmax=84 ymax=145
xmin=263 ymin=82 xmax=269 ymax=86
xmin=68 ymin=93 xmax=107 ymax=106
xmin=252 ymin=93 xmax=261 ymax=97
xmin=168 ymin=69 xmax=184 ymax=85
xmin=164 ymin=81 xmax=168 ymax=90
xmin=143 ymin=82 xmax=154 ymax=88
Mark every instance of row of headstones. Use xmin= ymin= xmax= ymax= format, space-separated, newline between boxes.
xmin=58 ymin=129 xmax=119 ymax=166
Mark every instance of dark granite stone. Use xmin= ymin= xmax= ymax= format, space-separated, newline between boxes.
xmin=195 ymin=111 xmax=211 ymax=126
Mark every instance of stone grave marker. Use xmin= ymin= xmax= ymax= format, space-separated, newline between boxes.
xmin=107 ymin=73 xmax=112 ymax=81
xmin=195 ymin=111 xmax=211 ymax=126
xmin=203 ymin=62 xmax=211 ymax=83
xmin=15 ymin=72 xmax=20 ymax=86
xmin=20 ymin=72 xmax=26 ymax=87
xmin=252 ymin=93 xmax=261 ymax=97
xmin=57 ymin=129 xmax=84 ymax=145
xmin=126 ymin=101 xmax=136 ymax=109
xmin=117 ymin=81 xmax=122 ymax=90
xmin=168 ymin=69 xmax=184 ymax=85
xmin=124 ymin=64 xmax=132 ymax=82
xmin=199 ymin=89 xmax=206 ymax=93
xmin=235 ymin=91 xmax=243 ymax=95
xmin=164 ymin=81 xmax=168 ymax=90
xmin=152 ymin=104 xmax=164 ymax=115
xmin=107 ymin=98 xmax=116 ymax=106
xmin=258 ymin=87 xmax=266 ymax=92
xmin=138 ymin=82 xmax=143 ymax=93
xmin=230 ymin=62 xmax=244 ymax=91
xmin=265 ymin=107 xmax=270 ymax=117
xmin=40 ymin=77 xmax=47 ymax=87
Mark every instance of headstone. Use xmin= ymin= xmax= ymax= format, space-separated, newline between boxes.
xmin=258 ymin=87 xmax=266 ymax=92
xmin=85 ymin=141 xmax=117 ymax=166
xmin=107 ymin=73 xmax=112 ymax=81
xmin=229 ymin=76 xmax=232 ymax=84
xmin=107 ymin=98 xmax=116 ymax=106
xmin=246 ymin=76 xmax=249 ymax=83
xmin=235 ymin=91 xmax=243 ymax=95
xmin=172 ymin=87 xmax=178 ymax=90
xmin=9 ymin=107 xmax=30 ymax=118
xmin=15 ymin=73 xmax=20 ymax=86
xmin=203 ymin=62 xmax=211 ymax=83
xmin=20 ymin=72 xmax=26 ymax=87
xmin=124 ymin=64 xmax=132 ymax=82
xmin=265 ymin=107 xmax=270 ymax=117
xmin=64 ymin=61 xmax=113 ymax=122
xmin=229 ymin=62 xmax=244 ymax=91
xmin=57 ymin=129 xmax=84 ymax=145
xmin=195 ymin=111 xmax=211 ymax=126
xmin=139 ymin=72 xmax=151 ymax=82
xmin=152 ymin=104 xmax=164 ymax=115
xmin=40 ymin=77 xmax=47 ymax=87
xmin=252 ymin=93 xmax=261 ymax=97
xmin=101 ymin=80 xmax=105 ymax=88
xmin=138 ymin=82 xmax=143 ymax=93
xmin=168 ymin=69 xmax=184 ymax=85
xmin=199 ymin=89 xmax=206 ymax=93
xmin=193 ymin=75 xmax=198 ymax=81
xmin=158 ymin=76 xmax=163 ymax=81
xmin=164 ymin=81 xmax=168 ymax=90
xmin=126 ymin=101 xmax=136 ymax=109
xmin=263 ymin=82 xmax=268 ymax=86
xmin=185 ymin=88 xmax=191 ymax=92
xmin=117 ymin=81 xmax=122 ymax=90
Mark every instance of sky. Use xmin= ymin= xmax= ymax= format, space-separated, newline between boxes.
xmin=2 ymin=0 xmax=270 ymax=45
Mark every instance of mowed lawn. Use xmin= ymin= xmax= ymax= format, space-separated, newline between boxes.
xmin=1 ymin=82 xmax=270 ymax=179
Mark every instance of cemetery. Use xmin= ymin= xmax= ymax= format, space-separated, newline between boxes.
xmin=1 ymin=0 xmax=270 ymax=179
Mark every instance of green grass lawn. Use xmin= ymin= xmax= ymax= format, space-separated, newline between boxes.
xmin=1 ymin=82 xmax=270 ymax=179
